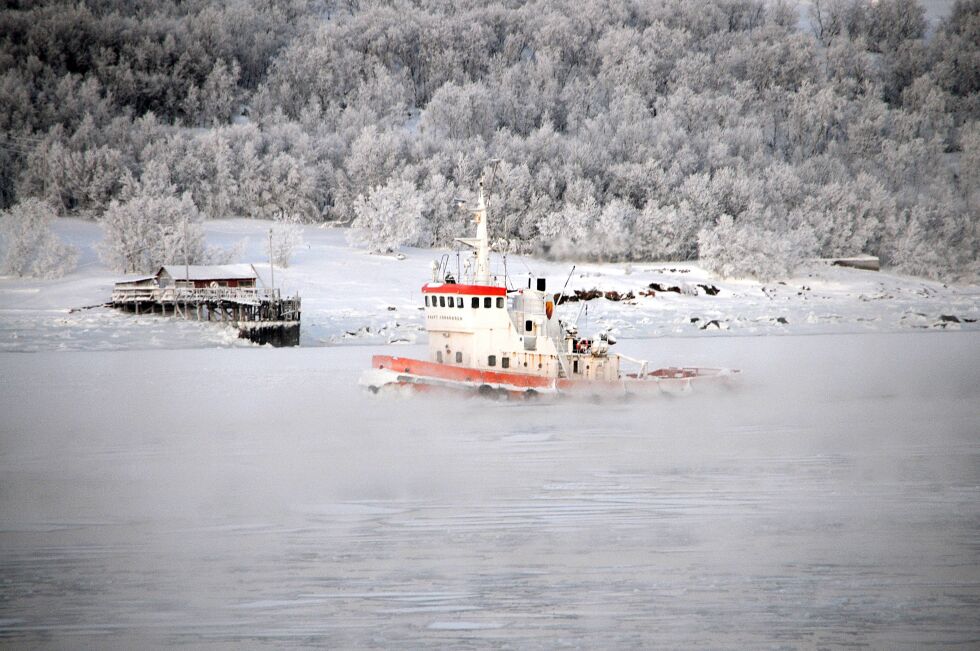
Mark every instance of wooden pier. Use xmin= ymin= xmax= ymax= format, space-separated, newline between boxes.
xmin=111 ymin=266 xmax=301 ymax=346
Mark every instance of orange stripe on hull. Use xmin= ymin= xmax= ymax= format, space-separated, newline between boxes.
xmin=369 ymin=356 xmax=733 ymax=397
xmin=370 ymin=355 xmax=669 ymax=396
xmin=372 ymin=355 xmax=556 ymax=389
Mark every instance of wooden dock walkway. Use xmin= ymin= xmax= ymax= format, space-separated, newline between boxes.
xmin=112 ymin=286 xmax=301 ymax=346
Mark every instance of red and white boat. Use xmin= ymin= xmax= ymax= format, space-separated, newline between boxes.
xmin=360 ymin=174 xmax=738 ymax=399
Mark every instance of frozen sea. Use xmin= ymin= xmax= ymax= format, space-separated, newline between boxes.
xmin=1 ymin=333 xmax=979 ymax=649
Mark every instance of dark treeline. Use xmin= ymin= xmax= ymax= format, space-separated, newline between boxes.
xmin=0 ymin=0 xmax=977 ymax=279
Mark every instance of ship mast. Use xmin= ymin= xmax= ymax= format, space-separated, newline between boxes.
xmin=456 ymin=166 xmax=497 ymax=286
xmin=473 ymin=181 xmax=490 ymax=284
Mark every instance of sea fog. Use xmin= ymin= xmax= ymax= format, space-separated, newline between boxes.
xmin=1 ymin=332 xmax=978 ymax=648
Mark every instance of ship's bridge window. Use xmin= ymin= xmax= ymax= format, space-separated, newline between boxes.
xmin=471 ymin=297 xmax=479 ymax=308
xmin=439 ymin=296 xmax=446 ymax=307
xmin=425 ymin=295 xmax=430 ymax=307
xmin=483 ymin=297 xmax=491 ymax=308
xmin=456 ymin=296 xmax=463 ymax=308
xmin=496 ymin=297 xmax=503 ymax=308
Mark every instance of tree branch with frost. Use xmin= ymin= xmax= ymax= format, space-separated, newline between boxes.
xmin=0 ymin=199 xmax=78 ymax=278
xmin=348 ymin=179 xmax=427 ymax=255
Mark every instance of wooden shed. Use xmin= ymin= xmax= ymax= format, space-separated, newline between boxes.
xmin=110 ymin=263 xmax=299 ymax=346
xmin=157 ymin=265 xmax=259 ymax=289
xmin=112 ymin=274 xmax=159 ymax=302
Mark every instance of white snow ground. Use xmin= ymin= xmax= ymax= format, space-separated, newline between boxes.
xmin=0 ymin=218 xmax=977 ymax=351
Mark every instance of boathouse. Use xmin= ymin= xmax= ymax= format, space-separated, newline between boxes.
xmin=156 ymin=265 xmax=258 ymax=289
xmin=111 ymin=264 xmax=301 ymax=346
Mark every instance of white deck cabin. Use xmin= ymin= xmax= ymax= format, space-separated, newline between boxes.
xmin=421 ymin=180 xmax=619 ymax=382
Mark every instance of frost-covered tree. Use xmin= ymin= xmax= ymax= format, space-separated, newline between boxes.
xmin=183 ymin=59 xmax=240 ymax=126
xmin=18 ymin=120 xmax=126 ymax=216
xmin=0 ymin=199 xmax=78 ymax=278
xmin=420 ymin=82 xmax=496 ymax=141
xmin=594 ymin=199 xmax=637 ymax=262
xmin=809 ymin=0 xmax=849 ymax=46
xmin=416 ymin=172 xmax=466 ymax=246
xmin=866 ymin=0 xmax=926 ymax=52
xmin=698 ymin=213 xmax=815 ymax=280
xmin=800 ymin=173 xmax=893 ymax=257
xmin=193 ymin=130 xmax=238 ymax=219
xmin=252 ymin=152 xmax=319 ymax=221
xmin=266 ymin=218 xmax=305 ymax=268
xmin=959 ymin=121 xmax=980 ymax=213
xmin=538 ymin=195 xmax=601 ymax=259
xmin=98 ymin=191 xmax=205 ymax=273
xmin=633 ymin=202 xmax=702 ymax=261
xmin=200 ymin=59 xmax=241 ymax=126
xmin=340 ymin=125 xmax=409 ymax=217
xmin=885 ymin=196 xmax=978 ymax=280
xmin=931 ymin=0 xmax=980 ymax=105
xmin=349 ymin=179 xmax=427 ymax=254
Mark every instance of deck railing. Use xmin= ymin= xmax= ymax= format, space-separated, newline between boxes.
xmin=112 ymin=286 xmax=282 ymax=305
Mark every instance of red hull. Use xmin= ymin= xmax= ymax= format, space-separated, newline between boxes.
xmin=364 ymin=355 xmax=737 ymax=399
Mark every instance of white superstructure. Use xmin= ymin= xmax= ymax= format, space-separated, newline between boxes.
xmin=421 ymin=178 xmax=619 ymax=382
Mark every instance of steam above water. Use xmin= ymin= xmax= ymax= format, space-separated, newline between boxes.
xmin=1 ymin=333 xmax=978 ymax=648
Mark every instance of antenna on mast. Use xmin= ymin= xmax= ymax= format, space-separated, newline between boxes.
xmin=556 ymin=264 xmax=576 ymax=306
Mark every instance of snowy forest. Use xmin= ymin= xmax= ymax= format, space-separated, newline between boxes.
xmin=0 ymin=0 xmax=977 ymax=281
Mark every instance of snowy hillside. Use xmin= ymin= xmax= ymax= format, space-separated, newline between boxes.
xmin=2 ymin=1 xmax=977 ymax=284
xmin=0 ymin=218 xmax=976 ymax=352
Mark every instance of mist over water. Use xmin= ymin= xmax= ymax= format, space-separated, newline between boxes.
xmin=1 ymin=333 xmax=978 ymax=648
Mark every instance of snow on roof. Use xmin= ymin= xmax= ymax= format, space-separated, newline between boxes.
xmin=114 ymin=274 xmax=158 ymax=286
xmin=158 ymin=264 xmax=258 ymax=281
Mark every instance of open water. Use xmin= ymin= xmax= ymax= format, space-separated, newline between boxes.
xmin=1 ymin=333 xmax=978 ymax=648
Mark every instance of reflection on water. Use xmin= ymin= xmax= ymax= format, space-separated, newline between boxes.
xmin=1 ymin=334 xmax=978 ymax=648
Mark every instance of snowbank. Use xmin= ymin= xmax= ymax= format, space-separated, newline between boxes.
xmin=0 ymin=218 xmax=976 ymax=352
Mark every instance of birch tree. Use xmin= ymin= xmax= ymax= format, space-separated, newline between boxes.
xmin=0 ymin=199 xmax=78 ymax=278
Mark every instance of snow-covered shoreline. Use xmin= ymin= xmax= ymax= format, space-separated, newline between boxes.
xmin=0 ymin=218 xmax=976 ymax=352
